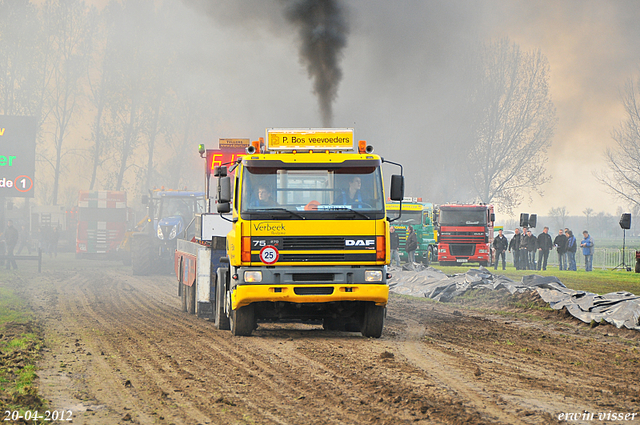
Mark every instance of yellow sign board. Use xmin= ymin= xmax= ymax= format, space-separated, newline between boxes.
xmin=219 ymin=138 xmax=250 ymax=149
xmin=266 ymin=128 xmax=354 ymax=151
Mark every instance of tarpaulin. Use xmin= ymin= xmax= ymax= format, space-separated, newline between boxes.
xmin=388 ymin=265 xmax=640 ymax=331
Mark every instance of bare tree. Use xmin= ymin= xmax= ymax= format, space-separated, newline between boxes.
xmin=0 ymin=0 xmax=42 ymax=115
xmin=599 ymin=76 xmax=640 ymax=209
xmin=548 ymin=206 xmax=569 ymax=230
xmin=40 ymin=0 xmax=92 ymax=205
xmin=464 ymin=38 xmax=557 ymax=213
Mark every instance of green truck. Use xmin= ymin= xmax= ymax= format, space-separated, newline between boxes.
xmin=386 ymin=198 xmax=437 ymax=265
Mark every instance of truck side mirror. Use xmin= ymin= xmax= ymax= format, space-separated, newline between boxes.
xmin=213 ymin=166 xmax=227 ymax=177
xmin=141 ymin=195 xmax=149 ymax=205
xmin=490 ymin=213 xmax=495 ymax=223
xmin=217 ymin=176 xmax=232 ymax=204
xmin=390 ymin=175 xmax=404 ymax=201
xmin=217 ymin=202 xmax=231 ymax=214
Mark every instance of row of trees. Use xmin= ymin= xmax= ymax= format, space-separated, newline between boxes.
xmin=0 ymin=0 xmax=212 ymax=206
xmin=427 ymin=38 xmax=557 ymax=213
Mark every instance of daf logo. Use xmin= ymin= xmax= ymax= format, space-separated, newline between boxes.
xmin=345 ymin=239 xmax=375 ymax=247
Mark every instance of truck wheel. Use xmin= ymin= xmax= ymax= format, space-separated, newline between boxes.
xmin=423 ymin=248 xmax=431 ymax=266
xmin=361 ymin=303 xmax=385 ymax=338
xmin=230 ymin=303 xmax=255 ymax=336
xmin=186 ymin=284 xmax=196 ymax=315
xmin=215 ymin=269 xmax=230 ymax=330
xmin=132 ymin=234 xmax=152 ymax=276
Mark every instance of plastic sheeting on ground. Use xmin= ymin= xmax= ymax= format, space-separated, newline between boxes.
xmin=388 ymin=264 xmax=640 ymax=331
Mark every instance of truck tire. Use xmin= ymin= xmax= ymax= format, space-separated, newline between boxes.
xmin=132 ymin=234 xmax=152 ymax=276
xmin=361 ymin=303 xmax=385 ymax=338
xmin=230 ymin=302 xmax=255 ymax=336
xmin=422 ymin=248 xmax=431 ymax=266
xmin=215 ymin=268 xmax=230 ymax=330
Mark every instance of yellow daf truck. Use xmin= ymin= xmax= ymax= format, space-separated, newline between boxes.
xmin=192 ymin=128 xmax=404 ymax=337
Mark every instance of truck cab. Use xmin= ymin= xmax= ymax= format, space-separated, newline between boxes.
xmin=210 ymin=128 xmax=404 ymax=336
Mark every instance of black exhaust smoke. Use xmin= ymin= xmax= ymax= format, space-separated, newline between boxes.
xmin=284 ymin=0 xmax=348 ymax=127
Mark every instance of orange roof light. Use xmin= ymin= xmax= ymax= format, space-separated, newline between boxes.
xmin=358 ymin=140 xmax=367 ymax=153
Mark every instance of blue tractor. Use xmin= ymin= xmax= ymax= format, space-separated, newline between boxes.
xmin=131 ymin=190 xmax=205 ymax=275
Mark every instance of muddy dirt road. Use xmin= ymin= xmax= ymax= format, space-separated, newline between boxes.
xmin=8 ymin=259 xmax=640 ymax=424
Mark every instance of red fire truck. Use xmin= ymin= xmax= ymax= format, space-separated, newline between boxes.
xmin=76 ymin=191 xmax=129 ymax=259
xmin=435 ymin=203 xmax=495 ymax=266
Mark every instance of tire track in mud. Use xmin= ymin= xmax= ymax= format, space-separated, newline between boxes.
xmin=385 ymin=297 xmax=640 ymax=424
xmin=24 ymin=262 xmax=640 ymax=425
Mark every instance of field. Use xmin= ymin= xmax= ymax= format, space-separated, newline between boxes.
xmin=0 ymin=254 xmax=638 ymax=424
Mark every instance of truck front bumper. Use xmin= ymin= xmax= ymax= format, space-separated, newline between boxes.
xmin=232 ymin=283 xmax=389 ymax=310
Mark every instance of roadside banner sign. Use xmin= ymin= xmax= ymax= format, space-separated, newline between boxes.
xmin=0 ymin=115 xmax=36 ymax=198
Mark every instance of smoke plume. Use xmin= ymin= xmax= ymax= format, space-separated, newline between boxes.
xmin=284 ymin=0 xmax=349 ymax=127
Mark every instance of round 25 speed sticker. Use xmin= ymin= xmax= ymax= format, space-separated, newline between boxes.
xmin=259 ymin=245 xmax=279 ymax=265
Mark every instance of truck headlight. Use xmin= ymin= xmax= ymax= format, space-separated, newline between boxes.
xmin=365 ymin=270 xmax=383 ymax=282
xmin=169 ymin=225 xmax=178 ymax=240
xmin=157 ymin=226 xmax=164 ymax=240
xmin=244 ymin=271 xmax=262 ymax=283
xmin=478 ymin=249 xmax=488 ymax=253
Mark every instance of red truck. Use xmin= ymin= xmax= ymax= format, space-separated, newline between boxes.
xmin=76 ymin=190 xmax=128 ymax=259
xmin=435 ymin=203 xmax=495 ymax=266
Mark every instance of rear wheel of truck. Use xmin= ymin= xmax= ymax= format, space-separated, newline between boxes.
xmin=422 ymin=249 xmax=431 ymax=266
xmin=361 ymin=303 xmax=385 ymax=338
xmin=214 ymin=269 xmax=230 ymax=330
xmin=131 ymin=234 xmax=152 ymax=276
xmin=230 ymin=303 xmax=255 ymax=336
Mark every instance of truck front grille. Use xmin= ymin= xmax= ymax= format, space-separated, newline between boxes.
xmin=294 ymin=287 xmax=334 ymax=295
xmin=292 ymin=273 xmax=335 ymax=282
xmin=282 ymin=237 xmax=345 ymax=250
xmin=450 ymin=244 xmax=475 ymax=256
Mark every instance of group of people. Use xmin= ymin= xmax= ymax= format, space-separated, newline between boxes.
xmin=494 ymin=227 xmax=594 ymax=271
xmin=0 ymin=221 xmax=60 ymax=270
xmin=389 ymin=225 xmax=417 ymax=268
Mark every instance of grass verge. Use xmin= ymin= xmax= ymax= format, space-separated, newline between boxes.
xmin=0 ymin=271 xmax=47 ymax=418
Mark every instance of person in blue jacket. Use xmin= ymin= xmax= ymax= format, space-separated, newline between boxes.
xmin=580 ymin=230 xmax=594 ymax=272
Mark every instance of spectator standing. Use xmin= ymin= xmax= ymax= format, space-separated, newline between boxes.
xmin=566 ymin=230 xmax=577 ymax=271
xmin=524 ymin=229 xmax=537 ymax=270
xmin=405 ymin=226 xmax=418 ymax=268
xmin=15 ymin=224 xmax=31 ymax=255
xmin=389 ymin=226 xmax=401 ymax=267
xmin=536 ymin=227 xmax=553 ymax=271
xmin=519 ymin=228 xmax=529 ymax=269
xmin=509 ymin=228 xmax=521 ymax=269
xmin=4 ymin=220 xmax=19 ymax=270
xmin=553 ymin=229 xmax=568 ymax=271
xmin=493 ymin=229 xmax=508 ymax=270
xmin=580 ymin=230 xmax=594 ymax=272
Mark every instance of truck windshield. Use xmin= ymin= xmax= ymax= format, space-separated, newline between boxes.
xmin=158 ymin=198 xmax=204 ymax=221
xmin=394 ymin=211 xmax=422 ymax=225
xmin=439 ymin=209 xmax=487 ymax=226
xmin=241 ymin=166 xmax=384 ymax=217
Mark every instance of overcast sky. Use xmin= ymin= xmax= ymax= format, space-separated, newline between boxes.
xmin=83 ymin=0 xmax=640 ymax=219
